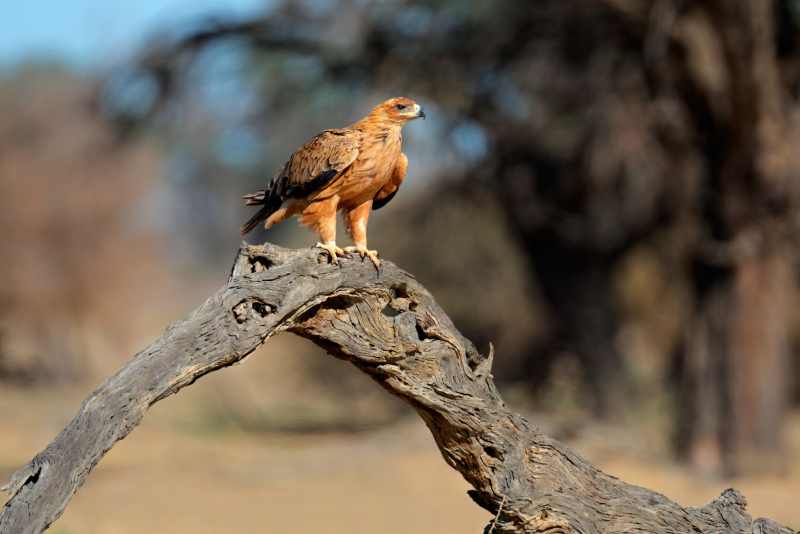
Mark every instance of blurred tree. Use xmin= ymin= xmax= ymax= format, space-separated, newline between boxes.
xmin=100 ymin=0 xmax=800 ymax=474
xmin=0 ymin=64 xmax=169 ymax=383
xmin=656 ymin=0 xmax=800 ymax=476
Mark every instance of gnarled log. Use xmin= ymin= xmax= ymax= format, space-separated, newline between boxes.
xmin=0 ymin=244 xmax=795 ymax=533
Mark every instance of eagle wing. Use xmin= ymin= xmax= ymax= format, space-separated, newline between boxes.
xmin=373 ymin=152 xmax=408 ymax=210
xmin=240 ymin=128 xmax=361 ymax=235
xmin=273 ymin=128 xmax=362 ymax=201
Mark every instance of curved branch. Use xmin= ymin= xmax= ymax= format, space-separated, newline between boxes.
xmin=0 ymin=244 xmax=795 ymax=534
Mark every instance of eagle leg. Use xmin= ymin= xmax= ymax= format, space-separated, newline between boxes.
xmin=304 ymin=197 xmax=344 ymax=264
xmin=344 ymin=201 xmax=380 ymax=268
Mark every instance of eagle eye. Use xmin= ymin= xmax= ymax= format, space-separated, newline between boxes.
xmin=395 ymin=104 xmax=407 ymax=110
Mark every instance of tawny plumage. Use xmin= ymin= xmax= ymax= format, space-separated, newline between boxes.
xmin=241 ymin=97 xmax=424 ymax=266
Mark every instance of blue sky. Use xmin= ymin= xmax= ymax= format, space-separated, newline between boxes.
xmin=0 ymin=0 xmax=268 ymax=69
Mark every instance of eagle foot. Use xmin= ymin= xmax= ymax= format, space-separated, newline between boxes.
xmin=344 ymin=245 xmax=381 ymax=269
xmin=315 ymin=242 xmax=346 ymax=265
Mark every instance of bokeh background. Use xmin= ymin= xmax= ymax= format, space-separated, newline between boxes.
xmin=2 ymin=0 xmax=800 ymax=532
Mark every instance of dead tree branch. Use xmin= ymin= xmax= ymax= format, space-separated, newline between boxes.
xmin=0 ymin=244 xmax=795 ymax=533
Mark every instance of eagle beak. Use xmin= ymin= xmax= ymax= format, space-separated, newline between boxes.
xmin=417 ymin=106 xmax=426 ymax=119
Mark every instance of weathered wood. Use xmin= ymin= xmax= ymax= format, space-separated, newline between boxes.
xmin=0 ymin=244 xmax=795 ymax=533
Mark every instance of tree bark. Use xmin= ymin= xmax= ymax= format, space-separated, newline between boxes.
xmin=0 ymin=244 xmax=795 ymax=534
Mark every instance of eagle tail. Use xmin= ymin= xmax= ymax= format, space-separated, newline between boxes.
xmin=240 ymin=204 xmax=273 ymax=236
xmin=241 ymin=188 xmax=283 ymax=236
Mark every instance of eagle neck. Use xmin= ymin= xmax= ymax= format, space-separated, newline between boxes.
xmin=354 ymin=116 xmax=403 ymax=133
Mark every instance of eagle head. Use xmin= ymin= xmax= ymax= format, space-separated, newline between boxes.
xmin=373 ymin=97 xmax=426 ymax=123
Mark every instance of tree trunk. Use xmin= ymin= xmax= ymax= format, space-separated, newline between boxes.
xmin=675 ymin=262 xmax=731 ymax=476
xmin=728 ymin=252 xmax=792 ymax=474
xmin=529 ymin=241 xmax=629 ymax=419
xmin=679 ymin=251 xmax=793 ymax=477
xmin=1 ymin=244 xmax=794 ymax=534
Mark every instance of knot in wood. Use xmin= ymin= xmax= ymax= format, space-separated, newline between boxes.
xmin=232 ymin=298 xmax=274 ymax=324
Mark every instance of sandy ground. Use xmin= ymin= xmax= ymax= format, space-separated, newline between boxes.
xmin=2 ymin=383 xmax=799 ymax=533
xmin=1 ymin=385 xmax=490 ymax=534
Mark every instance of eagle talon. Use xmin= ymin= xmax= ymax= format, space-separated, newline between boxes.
xmin=316 ymin=242 xmax=346 ymax=264
xmin=344 ymin=246 xmax=380 ymax=268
